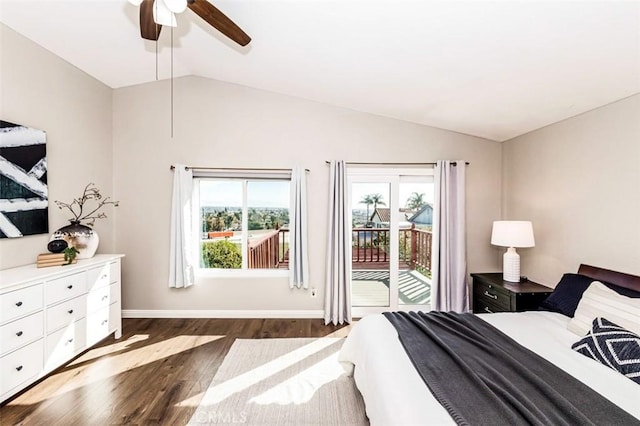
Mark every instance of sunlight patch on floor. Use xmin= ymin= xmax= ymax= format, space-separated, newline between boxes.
xmin=196 ymin=338 xmax=341 ymax=407
xmin=13 ymin=335 xmax=224 ymax=405
xmin=175 ymin=391 xmax=206 ymax=408
xmin=249 ymin=352 xmax=343 ymax=406
xmin=67 ymin=334 xmax=150 ymax=366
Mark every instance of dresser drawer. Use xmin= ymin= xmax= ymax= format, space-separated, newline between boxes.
xmin=87 ymin=263 xmax=111 ymax=292
xmin=0 ymin=284 xmax=43 ymax=325
xmin=45 ymin=272 xmax=86 ymax=306
xmin=87 ymin=285 xmax=111 ymax=315
xmin=0 ymin=312 xmax=44 ymax=356
xmin=45 ymin=319 xmax=86 ymax=371
xmin=0 ymin=339 xmax=44 ymax=396
xmin=47 ymin=297 xmax=87 ymax=334
xmin=86 ymin=306 xmax=111 ymax=346
xmin=473 ymin=280 xmax=511 ymax=310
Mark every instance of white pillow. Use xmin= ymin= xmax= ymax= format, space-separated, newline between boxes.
xmin=567 ymin=281 xmax=640 ymax=336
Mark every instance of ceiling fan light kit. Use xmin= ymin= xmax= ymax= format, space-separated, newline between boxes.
xmin=128 ymin=0 xmax=251 ymax=46
xmin=163 ymin=0 xmax=188 ymax=13
xmin=152 ymin=0 xmax=178 ymax=27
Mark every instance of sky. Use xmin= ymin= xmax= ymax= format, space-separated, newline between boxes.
xmin=351 ymin=182 xmax=434 ymax=210
xmin=200 ymin=180 xmax=290 ymax=208
xmin=199 ymin=180 xmax=434 ymax=210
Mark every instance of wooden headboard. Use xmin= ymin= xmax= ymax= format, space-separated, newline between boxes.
xmin=578 ymin=264 xmax=640 ymax=292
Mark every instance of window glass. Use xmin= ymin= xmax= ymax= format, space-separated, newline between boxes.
xmin=198 ymin=178 xmax=290 ymax=270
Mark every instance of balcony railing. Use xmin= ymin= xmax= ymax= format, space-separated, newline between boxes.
xmin=247 ymin=229 xmax=289 ymax=269
xmin=245 ymin=226 xmax=431 ymax=273
xmin=352 ymin=226 xmax=432 ymax=272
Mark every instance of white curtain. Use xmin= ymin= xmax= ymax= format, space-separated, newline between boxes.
xmin=289 ymin=166 xmax=309 ymax=289
xmin=324 ymin=160 xmax=352 ymax=325
xmin=432 ymin=160 xmax=467 ymax=312
xmin=169 ymin=164 xmax=195 ymax=288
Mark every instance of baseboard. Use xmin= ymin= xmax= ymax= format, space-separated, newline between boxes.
xmin=122 ymin=309 xmax=325 ymax=319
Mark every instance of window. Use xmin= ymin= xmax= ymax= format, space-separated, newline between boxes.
xmin=194 ymin=171 xmax=291 ymax=272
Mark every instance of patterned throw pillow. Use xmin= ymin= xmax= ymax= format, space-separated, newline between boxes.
xmin=571 ymin=317 xmax=640 ymax=385
xmin=567 ymin=281 xmax=640 ymax=337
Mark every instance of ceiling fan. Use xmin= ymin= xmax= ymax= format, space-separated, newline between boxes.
xmin=127 ymin=0 xmax=251 ymax=46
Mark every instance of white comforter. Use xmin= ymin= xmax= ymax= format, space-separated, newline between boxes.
xmin=338 ymin=311 xmax=640 ymax=425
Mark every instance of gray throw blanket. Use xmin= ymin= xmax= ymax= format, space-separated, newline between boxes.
xmin=383 ymin=311 xmax=639 ymax=426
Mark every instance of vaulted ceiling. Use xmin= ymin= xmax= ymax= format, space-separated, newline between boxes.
xmin=1 ymin=0 xmax=639 ymax=141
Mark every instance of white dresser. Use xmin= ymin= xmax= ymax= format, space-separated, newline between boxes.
xmin=0 ymin=254 xmax=124 ymax=403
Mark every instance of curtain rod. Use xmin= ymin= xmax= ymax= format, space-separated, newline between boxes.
xmin=170 ymin=165 xmax=309 ymax=172
xmin=323 ymin=161 xmax=469 ymax=166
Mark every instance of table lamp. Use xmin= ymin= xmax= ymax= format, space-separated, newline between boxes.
xmin=491 ymin=221 xmax=535 ymax=282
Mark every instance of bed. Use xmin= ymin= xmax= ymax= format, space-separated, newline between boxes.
xmin=338 ymin=264 xmax=640 ymax=425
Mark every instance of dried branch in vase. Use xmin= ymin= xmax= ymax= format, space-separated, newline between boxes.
xmin=54 ymin=183 xmax=119 ymax=227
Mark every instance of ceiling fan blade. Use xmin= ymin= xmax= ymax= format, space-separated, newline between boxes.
xmin=187 ymin=0 xmax=251 ymax=46
xmin=140 ymin=0 xmax=163 ymax=41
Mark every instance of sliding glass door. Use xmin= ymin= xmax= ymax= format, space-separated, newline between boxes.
xmin=349 ymin=168 xmax=434 ymax=316
xmin=350 ymin=180 xmax=394 ymax=309
xmin=397 ymin=177 xmax=434 ymax=307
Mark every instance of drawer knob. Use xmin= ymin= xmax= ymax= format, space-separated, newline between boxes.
xmin=16 ymin=331 xmax=23 ymax=337
xmin=67 ymin=285 xmax=73 ymax=289
xmin=101 ymin=319 xmax=108 ymax=325
xmin=15 ymin=301 xmax=23 ymax=307
xmin=16 ymin=365 xmax=23 ymax=372
xmin=483 ymin=290 xmax=498 ymax=300
xmin=67 ymin=338 xmax=74 ymax=344
xmin=101 ymin=274 xmax=108 ymax=279
xmin=102 ymin=295 xmax=108 ymax=301
xmin=68 ymin=309 xmax=74 ymax=314
xmin=484 ymin=306 xmax=494 ymax=314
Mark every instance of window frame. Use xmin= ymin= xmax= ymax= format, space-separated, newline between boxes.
xmin=192 ymin=169 xmax=291 ymax=278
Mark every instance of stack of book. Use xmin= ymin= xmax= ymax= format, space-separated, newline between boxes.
xmin=36 ymin=253 xmax=77 ymax=268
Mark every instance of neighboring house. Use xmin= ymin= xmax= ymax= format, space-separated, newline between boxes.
xmin=370 ymin=208 xmax=415 ymax=228
xmin=369 ymin=207 xmax=390 ymax=226
xmin=408 ymin=203 xmax=433 ymax=226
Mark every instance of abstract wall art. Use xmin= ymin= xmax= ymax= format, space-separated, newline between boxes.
xmin=0 ymin=120 xmax=48 ymax=238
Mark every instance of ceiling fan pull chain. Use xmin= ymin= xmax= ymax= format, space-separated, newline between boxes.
xmin=155 ymin=0 xmax=159 ymax=81
xmin=171 ymin=25 xmax=174 ymax=138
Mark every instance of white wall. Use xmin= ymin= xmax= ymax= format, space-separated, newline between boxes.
xmin=113 ymin=76 xmax=502 ymax=313
xmin=502 ymin=94 xmax=640 ymax=287
xmin=0 ymin=24 xmax=114 ymax=269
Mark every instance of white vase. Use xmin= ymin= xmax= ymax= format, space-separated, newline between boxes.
xmin=51 ymin=221 xmax=100 ymax=259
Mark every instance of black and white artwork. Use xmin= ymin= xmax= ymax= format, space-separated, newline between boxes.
xmin=0 ymin=120 xmax=48 ymax=238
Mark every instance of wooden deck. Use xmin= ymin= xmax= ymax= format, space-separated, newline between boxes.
xmin=351 ymin=269 xmax=431 ymax=306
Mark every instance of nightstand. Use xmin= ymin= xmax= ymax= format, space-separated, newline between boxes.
xmin=471 ymin=273 xmax=552 ymax=314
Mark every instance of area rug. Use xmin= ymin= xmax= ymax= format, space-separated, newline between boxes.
xmin=189 ymin=338 xmax=368 ymax=426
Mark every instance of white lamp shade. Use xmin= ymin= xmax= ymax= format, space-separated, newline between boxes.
xmin=491 ymin=221 xmax=535 ymax=248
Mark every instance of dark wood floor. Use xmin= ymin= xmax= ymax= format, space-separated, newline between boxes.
xmin=1 ymin=318 xmax=350 ymax=425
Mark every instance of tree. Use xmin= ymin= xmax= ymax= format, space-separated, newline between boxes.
xmin=360 ymin=195 xmax=374 ymax=220
xmin=202 ymin=240 xmax=242 ymax=269
xmin=370 ymin=193 xmax=386 ymax=211
xmin=223 ymin=214 xmax=234 ymax=230
xmin=361 ymin=193 xmax=387 ymax=221
xmin=406 ymin=192 xmax=426 ymax=210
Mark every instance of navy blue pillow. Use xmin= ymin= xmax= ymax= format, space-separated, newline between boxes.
xmin=539 ymin=273 xmax=640 ymax=317
xmin=538 ymin=274 xmax=596 ymax=317
xmin=571 ymin=318 xmax=640 ymax=385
